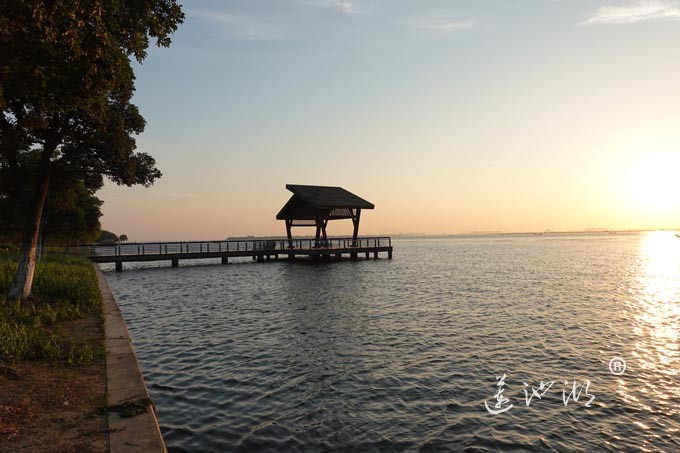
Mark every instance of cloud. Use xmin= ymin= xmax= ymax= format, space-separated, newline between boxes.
xmin=582 ymin=0 xmax=680 ymax=25
xmin=192 ymin=9 xmax=289 ymax=40
xmin=193 ymin=10 xmax=236 ymax=26
xmin=405 ymin=13 xmax=475 ymax=33
xmin=410 ymin=16 xmax=475 ymax=33
xmin=300 ymin=0 xmax=374 ymax=16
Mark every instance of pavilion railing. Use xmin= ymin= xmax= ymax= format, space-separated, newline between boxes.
xmin=66 ymin=237 xmax=392 ymax=258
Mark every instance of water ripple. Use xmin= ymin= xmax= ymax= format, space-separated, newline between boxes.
xmin=105 ymin=233 xmax=680 ymax=452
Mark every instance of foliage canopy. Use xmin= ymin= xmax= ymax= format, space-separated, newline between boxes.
xmin=0 ymin=1 xmax=184 ymax=300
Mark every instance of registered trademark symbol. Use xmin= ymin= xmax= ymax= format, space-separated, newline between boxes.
xmin=609 ymin=357 xmax=626 ymax=375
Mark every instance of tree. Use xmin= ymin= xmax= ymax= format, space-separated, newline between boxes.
xmin=1 ymin=152 xmax=103 ymax=246
xmin=0 ymin=180 xmax=104 ymax=247
xmin=1 ymin=1 xmax=184 ymax=301
xmin=119 ymin=234 xmax=128 ymax=243
xmin=96 ymin=230 xmax=119 ymax=245
xmin=40 ymin=180 xmax=103 ymax=246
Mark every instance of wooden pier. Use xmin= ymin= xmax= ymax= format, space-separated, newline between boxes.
xmin=67 ymin=237 xmax=393 ymax=271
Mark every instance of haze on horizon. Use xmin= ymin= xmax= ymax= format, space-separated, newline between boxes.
xmin=99 ymin=0 xmax=680 ymax=241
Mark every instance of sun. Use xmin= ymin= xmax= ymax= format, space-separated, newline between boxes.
xmin=621 ymin=150 xmax=680 ymax=214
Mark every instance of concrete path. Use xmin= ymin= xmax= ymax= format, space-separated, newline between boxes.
xmin=95 ymin=265 xmax=166 ymax=453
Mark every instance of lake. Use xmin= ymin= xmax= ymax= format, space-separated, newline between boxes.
xmin=103 ymin=232 xmax=679 ymax=452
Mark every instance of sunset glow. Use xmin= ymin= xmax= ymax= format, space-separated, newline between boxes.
xmin=96 ymin=1 xmax=680 ymax=240
xmin=621 ymin=151 xmax=680 ymax=215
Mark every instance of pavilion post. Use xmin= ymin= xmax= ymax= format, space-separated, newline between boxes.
xmin=286 ymin=220 xmax=294 ymax=249
xmin=322 ymin=220 xmax=328 ymax=245
xmin=314 ymin=219 xmax=322 ymax=248
xmin=352 ymin=209 xmax=361 ymax=247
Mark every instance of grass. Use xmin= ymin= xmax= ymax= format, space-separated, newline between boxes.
xmin=0 ymin=251 xmax=104 ymax=365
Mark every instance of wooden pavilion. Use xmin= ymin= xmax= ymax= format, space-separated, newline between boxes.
xmin=276 ymin=184 xmax=374 ymax=248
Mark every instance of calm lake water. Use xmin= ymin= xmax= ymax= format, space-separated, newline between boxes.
xmin=104 ymin=233 xmax=679 ymax=452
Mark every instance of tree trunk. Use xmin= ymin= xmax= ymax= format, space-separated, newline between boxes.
xmin=36 ymin=215 xmax=49 ymax=261
xmin=6 ymin=150 xmax=52 ymax=302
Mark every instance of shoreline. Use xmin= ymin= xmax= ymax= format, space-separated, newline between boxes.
xmin=95 ymin=265 xmax=166 ymax=452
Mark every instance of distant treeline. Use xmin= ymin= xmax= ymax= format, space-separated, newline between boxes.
xmin=94 ymin=231 xmax=129 ymax=245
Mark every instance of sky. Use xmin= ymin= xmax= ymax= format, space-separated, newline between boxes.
xmin=99 ymin=0 xmax=680 ymax=241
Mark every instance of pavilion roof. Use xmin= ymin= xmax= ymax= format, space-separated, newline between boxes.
xmin=276 ymin=185 xmax=374 ymax=220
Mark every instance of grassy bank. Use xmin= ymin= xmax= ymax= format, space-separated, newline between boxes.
xmin=0 ymin=251 xmax=104 ymax=365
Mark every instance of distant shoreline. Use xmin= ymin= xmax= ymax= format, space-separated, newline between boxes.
xmin=222 ymin=229 xmax=674 ymax=242
xmin=105 ymin=229 xmax=678 ymax=244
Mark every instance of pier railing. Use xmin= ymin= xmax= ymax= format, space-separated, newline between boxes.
xmin=66 ymin=236 xmax=392 ymax=258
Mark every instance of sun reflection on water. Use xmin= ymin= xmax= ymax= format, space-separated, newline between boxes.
xmin=623 ymin=231 xmax=680 ymax=415
xmin=637 ymin=232 xmax=679 ymax=359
